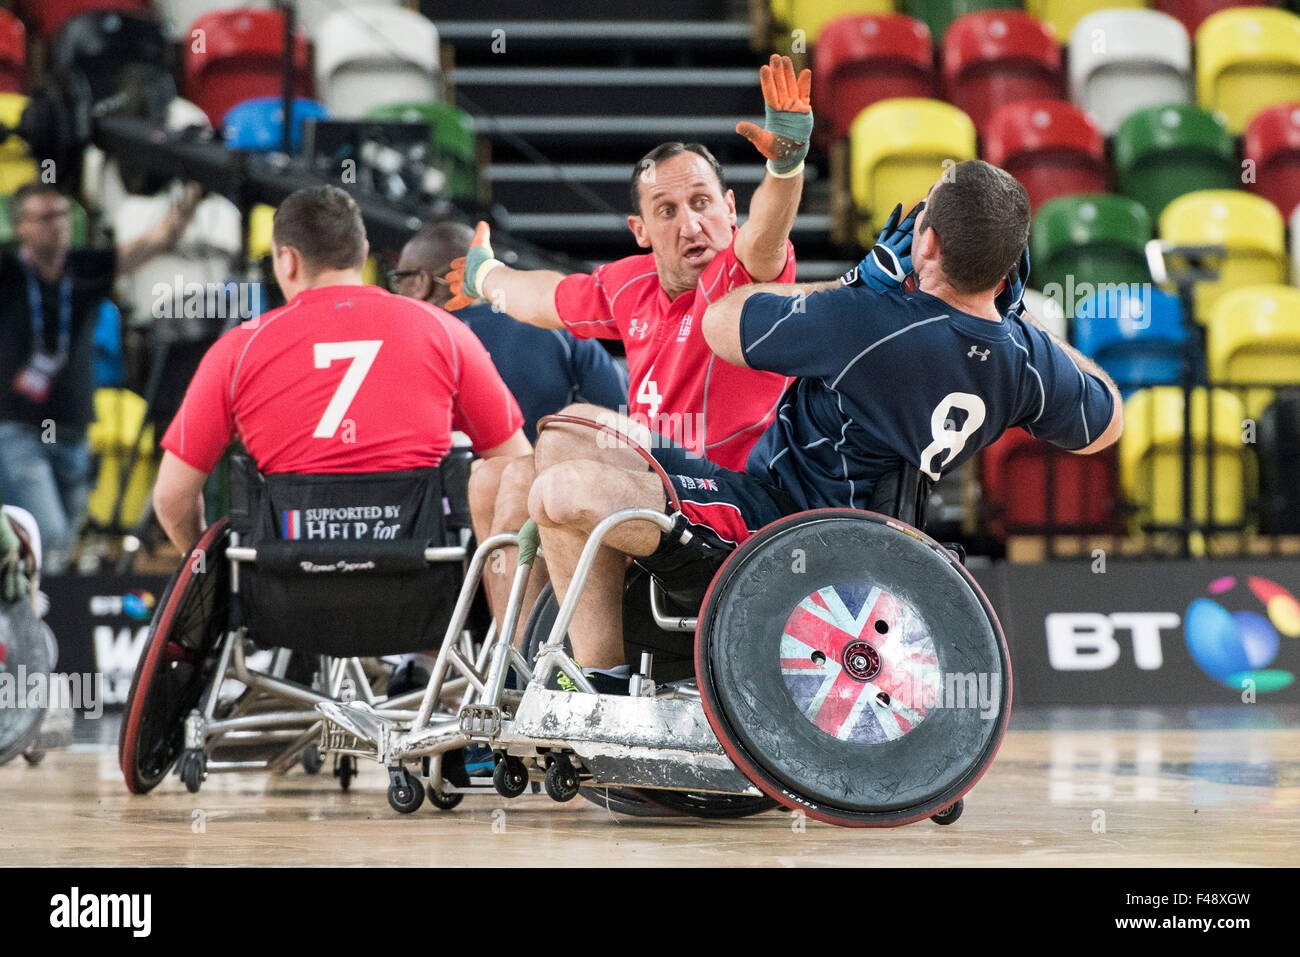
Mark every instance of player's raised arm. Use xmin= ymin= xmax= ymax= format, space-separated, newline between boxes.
xmin=702 ymin=279 xmax=840 ymax=367
xmin=733 ymin=55 xmax=811 ymax=282
xmin=444 ymin=222 xmax=568 ymax=328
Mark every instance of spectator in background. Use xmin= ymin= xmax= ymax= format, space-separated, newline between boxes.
xmin=0 ymin=182 xmax=202 ymax=572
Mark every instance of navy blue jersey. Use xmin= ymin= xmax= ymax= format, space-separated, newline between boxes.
xmin=739 ymin=286 xmax=1115 ymax=511
xmin=454 ymin=303 xmax=629 ymax=441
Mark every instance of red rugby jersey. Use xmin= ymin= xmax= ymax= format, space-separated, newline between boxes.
xmin=161 ymin=284 xmax=523 ymax=474
xmin=553 ymin=236 xmax=794 ymax=470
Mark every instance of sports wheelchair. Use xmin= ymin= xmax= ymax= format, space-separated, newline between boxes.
xmin=118 ymin=449 xmax=481 ymax=794
xmin=314 ymin=422 xmax=1012 ymax=828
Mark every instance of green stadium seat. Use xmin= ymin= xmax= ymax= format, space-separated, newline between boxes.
xmin=366 ymin=101 xmax=478 ymax=201
xmin=901 ymin=0 xmax=1017 ymax=46
xmin=1113 ymin=104 xmax=1239 ymax=220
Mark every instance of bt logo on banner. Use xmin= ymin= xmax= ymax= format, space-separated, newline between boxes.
xmin=1046 ymin=612 xmax=1181 ymax=670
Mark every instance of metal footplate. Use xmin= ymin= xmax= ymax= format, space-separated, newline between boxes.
xmin=458 ymin=704 xmax=503 ymax=738
xmin=500 ymin=686 xmax=759 ymax=795
xmin=316 ymin=700 xmax=396 ymax=763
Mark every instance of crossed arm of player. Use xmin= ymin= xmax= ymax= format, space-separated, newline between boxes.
xmin=442 ymin=55 xmax=814 ymax=321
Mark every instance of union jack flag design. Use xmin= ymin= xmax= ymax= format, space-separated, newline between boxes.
xmin=780 ymin=582 xmax=941 ymax=744
xmin=280 ymin=509 xmax=302 ymax=540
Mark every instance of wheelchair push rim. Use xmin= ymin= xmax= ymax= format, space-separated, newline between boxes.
xmin=695 ymin=509 xmax=1012 ymax=828
xmin=119 ymin=518 xmax=232 ymax=794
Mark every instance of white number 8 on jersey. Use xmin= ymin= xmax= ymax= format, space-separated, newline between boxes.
xmin=919 ymin=392 xmax=986 ymax=481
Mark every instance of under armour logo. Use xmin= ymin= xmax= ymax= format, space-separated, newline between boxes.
xmin=628 ymin=318 xmax=648 ymax=339
xmin=967 ymin=346 xmax=990 ymax=361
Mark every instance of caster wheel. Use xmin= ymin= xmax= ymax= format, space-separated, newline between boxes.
xmin=387 ymin=767 xmax=425 ymax=814
xmin=427 ymin=784 xmax=464 ymax=810
xmin=22 ymin=749 xmax=46 ymax=766
xmin=335 ymin=755 xmax=356 ymax=791
xmin=930 ymin=798 xmax=963 ymax=826
xmin=179 ymin=750 xmax=206 ymax=793
xmin=544 ymin=754 xmax=579 ymax=802
xmin=301 ymin=743 xmax=324 ymax=775
xmin=492 ymin=754 xmax=528 ymax=798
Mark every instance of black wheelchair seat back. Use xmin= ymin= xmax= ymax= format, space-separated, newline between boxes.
xmin=228 ymin=450 xmax=472 ymax=656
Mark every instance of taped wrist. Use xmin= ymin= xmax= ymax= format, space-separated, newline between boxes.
xmin=469 ymin=257 xmax=503 ymax=297
xmin=764 ymin=105 xmax=812 ymax=174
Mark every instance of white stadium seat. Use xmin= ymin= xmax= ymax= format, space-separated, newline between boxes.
xmin=1022 ymin=287 xmax=1069 ymax=341
xmin=155 ymin=0 xmax=272 ymax=41
xmin=293 ymin=0 xmax=404 ymax=37
xmin=314 ymin=5 xmax=440 ymax=117
xmin=1068 ymin=10 xmax=1191 ymax=136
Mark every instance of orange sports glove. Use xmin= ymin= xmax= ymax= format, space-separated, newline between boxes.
xmin=443 ymin=221 xmax=502 ymax=310
xmin=735 ymin=54 xmax=813 ymax=176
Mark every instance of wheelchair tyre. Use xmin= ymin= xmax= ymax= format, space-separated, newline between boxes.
xmin=22 ymin=748 xmax=45 ymax=766
xmin=930 ymin=798 xmax=963 ymax=825
xmin=301 ymin=743 xmax=324 ymax=775
xmin=696 ymin=510 xmax=1011 ymax=828
xmin=387 ymin=767 xmax=425 ymax=814
xmin=427 ymin=784 xmax=464 ymax=810
xmin=492 ymin=754 xmax=529 ymax=798
xmin=544 ymin=754 xmax=579 ymax=802
xmin=579 ymin=787 xmax=679 ymax=817
xmin=521 ymin=584 xmax=570 ymax=661
xmin=631 ymin=789 xmax=777 ymax=819
xmin=119 ymin=519 xmax=231 ymax=794
xmin=179 ymin=749 xmax=206 ymax=794
xmin=0 ymin=600 xmax=54 ymax=766
xmin=335 ymin=755 xmax=356 ymax=791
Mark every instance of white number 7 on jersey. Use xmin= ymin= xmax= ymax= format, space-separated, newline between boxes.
xmin=312 ymin=340 xmax=382 ymax=438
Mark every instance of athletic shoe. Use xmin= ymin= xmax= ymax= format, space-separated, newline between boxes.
xmin=543 ymin=664 xmax=629 ymax=696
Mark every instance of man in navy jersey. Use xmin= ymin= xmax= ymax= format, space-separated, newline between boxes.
xmin=527 ymin=160 xmax=1122 ymax=685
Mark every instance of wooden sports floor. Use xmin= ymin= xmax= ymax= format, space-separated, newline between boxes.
xmin=4 ymin=708 xmax=1298 ymax=867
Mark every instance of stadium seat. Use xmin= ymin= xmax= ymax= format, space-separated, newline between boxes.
xmin=1159 ymin=190 xmax=1287 ymax=321
xmin=247 ymin=203 xmax=275 ymax=262
xmin=223 ymin=97 xmax=331 ymax=153
xmin=1113 ymin=105 xmax=1239 ymax=220
xmin=1119 ymin=386 xmax=1250 ymax=530
xmin=1074 ymin=286 xmax=1190 ymax=395
xmin=1068 ymin=10 xmax=1192 ymax=136
xmin=315 ymin=6 xmax=440 ymax=118
xmin=1206 ymin=285 xmax=1300 ymax=419
xmin=365 ymin=101 xmax=479 ymax=200
xmin=981 ymin=430 xmax=1119 ymax=537
xmin=849 ymin=97 xmax=977 ymax=240
xmin=941 ymin=11 xmax=1063 ymax=138
xmin=51 ymin=11 xmax=174 ymax=110
xmin=15 ymin=0 xmax=151 ymax=39
xmin=983 ymin=99 xmax=1108 ymax=212
xmin=1244 ymin=103 xmax=1300 ymax=220
xmin=1025 ymin=0 xmax=1144 ymax=39
xmin=1155 ymin=0 xmax=1280 ymax=37
xmin=0 ymin=11 xmax=25 ymax=94
xmin=185 ymin=9 xmax=313 ymax=126
xmin=1195 ymin=7 xmax=1300 ymax=134
xmin=902 ymin=0 xmax=1018 ymax=46
xmin=86 ymin=388 xmax=156 ymax=529
xmin=1022 ymin=287 xmax=1069 ymax=339
xmin=1030 ymin=194 xmax=1153 ymax=317
xmin=780 ymin=0 xmax=897 ymax=43
xmin=813 ymin=15 xmax=936 ymax=143
xmin=0 ymin=93 xmax=37 ymax=193
xmin=1257 ymin=385 xmax=1300 ymax=532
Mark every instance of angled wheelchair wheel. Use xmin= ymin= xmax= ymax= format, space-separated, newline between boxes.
xmin=0 ymin=600 xmax=55 ymax=767
xmin=696 ymin=510 xmax=1011 ymax=828
xmin=119 ymin=519 xmax=231 ymax=794
xmin=631 ymin=789 xmax=777 ymax=819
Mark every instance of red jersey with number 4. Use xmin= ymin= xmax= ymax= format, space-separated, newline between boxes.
xmin=553 ymin=236 xmax=795 ymax=470
xmin=161 ymin=285 xmax=524 ymax=475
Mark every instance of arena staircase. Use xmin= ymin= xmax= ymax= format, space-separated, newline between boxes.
xmin=423 ymin=0 xmax=846 ymax=279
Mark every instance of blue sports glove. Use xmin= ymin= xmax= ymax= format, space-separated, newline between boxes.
xmin=995 ymin=247 xmax=1031 ymax=319
xmin=840 ymin=201 xmax=923 ymax=292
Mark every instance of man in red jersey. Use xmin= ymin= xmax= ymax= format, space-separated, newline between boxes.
xmin=449 ymin=55 xmax=813 ymax=648
xmin=152 ymin=186 xmax=530 ymax=554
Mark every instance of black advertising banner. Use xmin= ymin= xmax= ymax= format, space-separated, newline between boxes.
xmin=38 ymin=573 xmax=172 ymax=708
xmin=969 ymin=560 xmax=1300 ymax=705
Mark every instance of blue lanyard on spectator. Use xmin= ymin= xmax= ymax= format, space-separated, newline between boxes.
xmin=22 ymin=261 xmax=72 ymax=359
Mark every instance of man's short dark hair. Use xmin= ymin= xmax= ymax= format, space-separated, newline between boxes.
xmin=9 ymin=182 xmax=63 ymax=220
xmin=629 ymin=142 xmax=728 ymax=216
xmin=403 ymin=221 xmax=475 ymax=276
xmin=922 ymin=160 xmax=1030 ymax=294
xmin=271 ymin=185 xmax=367 ymax=272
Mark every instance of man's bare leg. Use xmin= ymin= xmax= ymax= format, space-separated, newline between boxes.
xmin=468 ymin=455 xmax=548 ymax=646
xmin=529 ymin=458 xmax=666 ymax=670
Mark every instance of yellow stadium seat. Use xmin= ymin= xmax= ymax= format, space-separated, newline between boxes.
xmin=0 ymin=93 xmax=37 ymax=192
xmin=1206 ymin=285 xmax=1300 ymax=419
xmin=1196 ymin=8 xmax=1300 ymax=134
xmin=1026 ymin=0 xmax=1143 ymax=42
xmin=784 ymin=0 xmax=895 ymax=41
xmin=1159 ymin=190 xmax=1286 ymax=321
xmin=362 ymin=255 xmax=380 ymax=286
xmin=850 ymin=98 xmax=976 ymax=242
xmin=1119 ymin=386 xmax=1250 ymax=530
xmin=248 ymin=203 xmax=275 ymax=261
xmin=86 ymin=389 xmax=157 ymax=528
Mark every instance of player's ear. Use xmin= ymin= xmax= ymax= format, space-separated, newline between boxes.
xmin=725 ymin=189 xmax=737 ymax=226
xmin=627 ymin=215 xmax=651 ymax=249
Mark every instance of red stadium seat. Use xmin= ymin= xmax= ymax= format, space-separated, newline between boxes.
xmin=184 ymin=9 xmax=312 ymax=127
xmin=983 ymin=99 xmax=1107 ymax=211
xmin=942 ymin=11 xmax=1063 ymax=138
xmin=16 ymin=0 xmax=152 ymax=39
xmin=813 ymin=14 xmax=936 ymax=143
xmin=0 ymin=11 xmax=24 ymax=94
xmin=1244 ymin=103 xmax=1300 ymax=220
xmin=1153 ymin=0 xmax=1280 ymax=37
xmin=981 ymin=430 xmax=1119 ymax=537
